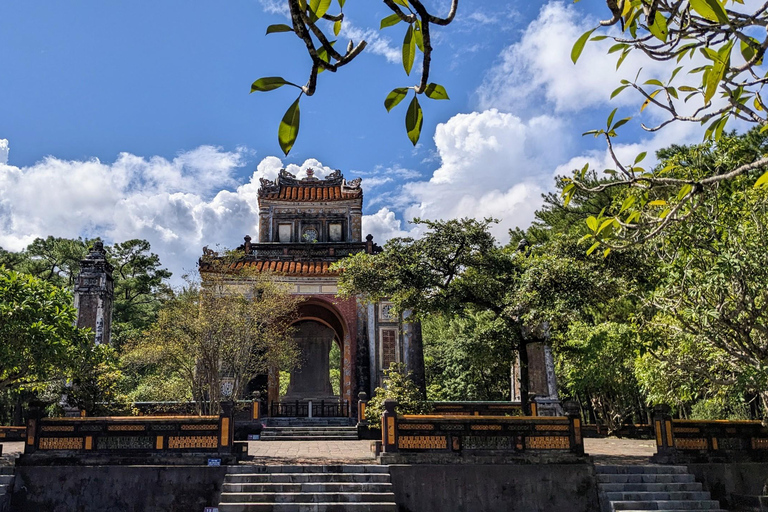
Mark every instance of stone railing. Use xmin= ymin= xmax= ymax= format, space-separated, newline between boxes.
xmin=0 ymin=426 xmax=26 ymax=442
xmin=248 ymin=242 xmax=369 ymax=260
xmin=379 ymin=399 xmax=583 ymax=462
xmin=429 ymin=401 xmax=524 ymax=417
xmin=652 ymin=405 xmax=768 ymax=463
xmin=25 ymin=406 xmax=235 ymax=456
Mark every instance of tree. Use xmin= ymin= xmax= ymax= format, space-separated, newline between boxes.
xmin=366 ymin=363 xmax=431 ymax=426
xmin=250 ymin=0 xmax=457 ymax=154
xmin=135 ymin=270 xmax=301 ymax=414
xmin=336 ymin=218 xmax=632 ymax=412
xmin=0 ymin=267 xmax=91 ymax=391
xmin=107 ymin=239 xmax=172 ymax=348
xmin=567 ymin=0 xmax=768 ymax=248
xmin=18 ymin=236 xmax=90 ymax=288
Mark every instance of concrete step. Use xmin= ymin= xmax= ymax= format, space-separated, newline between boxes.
xmin=223 ymin=483 xmax=394 ymax=493
xmin=264 ymin=419 xmax=355 ymax=427
xmin=226 ymin=465 xmax=389 ymax=474
xmin=220 ymin=492 xmax=396 ymax=503
xmin=597 ymin=466 xmax=690 ymax=475
xmin=604 ymin=492 xmax=712 ymax=502
xmin=218 ymin=503 xmax=398 ymax=511
xmin=599 ymin=474 xmax=697 ymax=484
xmin=226 ymin=474 xmax=391 ymax=484
xmin=0 ymin=476 xmax=12 ymax=486
xmin=600 ymin=483 xmax=703 ymax=493
xmin=611 ymin=501 xmax=722 ymax=510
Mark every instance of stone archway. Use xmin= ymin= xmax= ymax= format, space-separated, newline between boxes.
xmin=267 ymin=298 xmax=353 ymax=415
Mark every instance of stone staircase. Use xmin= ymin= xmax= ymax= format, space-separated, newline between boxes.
xmin=0 ymin=464 xmax=15 ymax=512
xmin=597 ymin=465 xmax=726 ymax=511
xmin=261 ymin=418 xmax=357 ymax=441
xmin=217 ymin=464 xmax=397 ymax=511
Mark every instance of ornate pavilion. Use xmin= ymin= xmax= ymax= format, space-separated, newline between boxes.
xmin=201 ymin=168 xmax=424 ymax=416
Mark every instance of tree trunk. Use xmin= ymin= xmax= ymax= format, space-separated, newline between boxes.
xmin=518 ymin=338 xmax=530 ymax=415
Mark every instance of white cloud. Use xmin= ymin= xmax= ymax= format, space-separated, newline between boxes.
xmin=374 ymin=109 xmax=568 ymax=241
xmin=340 ymin=23 xmax=399 ymax=64
xmin=476 ymin=1 xmax=696 ymax=115
xmin=0 ymin=146 xmax=404 ymax=284
xmin=0 ymin=140 xmax=8 ymax=165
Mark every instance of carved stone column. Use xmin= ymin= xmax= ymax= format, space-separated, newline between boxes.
xmin=74 ymin=241 xmax=114 ymax=345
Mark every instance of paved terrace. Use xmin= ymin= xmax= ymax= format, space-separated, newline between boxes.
xmin=1 ymin=438 xmax=657 ymax=465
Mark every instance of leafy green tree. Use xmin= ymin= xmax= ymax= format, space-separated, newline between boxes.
xmin=132 ymin=271 xmax=301 ymax=414
xmin=423 ymin=311 xmax=514 ymax=401
xmin=0 ymin=267 xmax=90 ymax=391
xmin=18 ymin=236 xmax=90 ymax=288
xmin=107 ymin=239 xmax=172 ymax=348
xmin=569 ymin=0 xmax=768 ymax=247
xmin=366 ymin=363 xmax=431 ymax=426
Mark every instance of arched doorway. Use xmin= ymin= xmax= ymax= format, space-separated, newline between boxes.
xmin=267 ymin=298 xmax=352 ymax=416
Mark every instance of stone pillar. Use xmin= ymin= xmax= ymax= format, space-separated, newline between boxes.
xmin=258 ymin=206 xmax=271 ymax=242
xmin=74 ymin=241 xmax=114 ymax=345
xmin=525 ymin=323 xmax=563 ymax=416
xmin=402 ymin=310 xmax=426 ymax=398
xmin=350 ymin=206 xmax=362 ymax=241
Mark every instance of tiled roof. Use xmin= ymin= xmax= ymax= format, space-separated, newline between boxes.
xmin=261 ymin=185 xmax=361 ymax=202
xmin=223 ymin=260 xmax=338 ymax=276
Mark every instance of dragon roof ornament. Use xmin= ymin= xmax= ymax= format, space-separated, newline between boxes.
xmin=258 ymin=168 xmax=362 ymax=197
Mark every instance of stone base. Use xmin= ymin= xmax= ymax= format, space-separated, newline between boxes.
xmin=379 ymin=451 xmax=590 ymax=465
xmin=18 ymin=452 xmax=237 ymax=466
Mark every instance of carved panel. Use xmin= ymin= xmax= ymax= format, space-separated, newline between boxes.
xmin=463 ymin=436 xmax=515 ymax=450
xmin=39 ymin=437 xmax=84 ymax=450
xmin=168 ymin=435 xmax=218 ymax=449
xmin=181 ymin=424 xmax=219 ymax=431
xmin=752 ymin=438 xmax=768 ymax=449
xmin=674 ymin=438 xmax=708 ymax=450
xmin=107 ymin=424 xmax=145 ymax=431
xmin=470 ymin=424 xmax=502 ymax=431
xmin=97 ymin=436 xmax=154 ymax=450
xmin=719 ymin=437 xmax=745 ymax=450
xmin=398 ymin=435 xmax=447 ymax=450
xmin=673 ymin=427 xmax=700 ymax=433
xmin=399 ymin=423 xmax=435 ymax=430
xmin=41 ymin=425 xmax=75 ymax=432
xmin=535 ymin=424 xmax=569 ymax=431
xmin=525 ymin=436 xmax=570 ymax=449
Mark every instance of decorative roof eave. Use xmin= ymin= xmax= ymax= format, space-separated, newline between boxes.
xmin=258 ymin=168 xmax=362 ymax=202
xmin=199 ymin=259 xmax=340 ymax=277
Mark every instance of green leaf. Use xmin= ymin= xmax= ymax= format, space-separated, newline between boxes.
xmin=580 ymin=163 xmax=589 ymax=179
xmin=278 ymin=96 xmax=301 ymax=156
xmin=616 ymin=49 xmax=630 ymax=70
xmin=309 ymin=0 xmax=332 ymax=20
xmin=405 ymin=95 xmax=423 ymax=146
xmin=414 ymin=20 xmax=424 ymax=52
xmin=571 ymin=28 xmax=596 ymax=64
xmin=634 ymin=151 xmax=647 ymax=164
xmin=337 ymin=0 xmax=345 ymax=8
xmin=380 ymin=13 xmax=402 ymax=29
xmin=611 ymin=85 xmax=629 ymax=99
xmin=597 ymin=218 xmax=614 ymax=234
xmin=608 ymin=43 xmax=627 ymax=54
xmin=648 ymin=199 xmax=667 ymax=206
xmin=689 ymin=0 xmax=729 ymax=23
xmin=648 ymin=11 xmax=668 ymax=42
xmin=402 ymin=24 xmax=416 ymax=76
xmin=619 ymin=195 xmax=636 ymax=214
xmin=250 ymin=77 xmax=298 ymax=93
xmin=385 ymin=87 xmax=409 ymax=112
xmin=754 ymin=169 xmax=768 ymax=188
xmin=424 ymin=83 xmax=449 ymax=100
xmin=334 ymin=19 xmax=342 ymax=36
xmin=586 ymin=241 xmax=600 ymax=255
xmin=606 ymin=108 xmax=618 ymax=130
xmin=266 ymin=24 xmax=293 ymax=35
xmin=603 ymin=247 xmax=611 ymax=258
xmin=392 ymin=0 xmax=409 ymax=6
xmin=644 ymin=79 xmax=664 ymax=87
xmin=612 ymin=117 xmax=632 ymax=130
xmin=586 ymin=216 xmax=598 ymax=232
xmin=677 ymin=183 xmax=693 ymax=200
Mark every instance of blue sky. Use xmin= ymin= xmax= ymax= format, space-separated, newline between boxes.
xmin=0 ymin=0 xmax=712 ymax=282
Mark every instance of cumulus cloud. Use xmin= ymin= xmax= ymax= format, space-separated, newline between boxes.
xmin=0 ymin=146 xmax=351 ymax=284
xmin=362 ymin=109 xmax=569 ymax=242
xmin=0 ymin=140 xmax=8 ymax=165
xmin=476 ymin=1 xmax=702 ymax=115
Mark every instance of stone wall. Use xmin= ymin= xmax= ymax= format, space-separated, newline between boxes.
xmin=687 ymin=462 xmax=768 ymax=508
xmin=11 ymin=466 xmax=226 ymax=512
xmin=388 ymin=463 xmax=599 ymax=512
